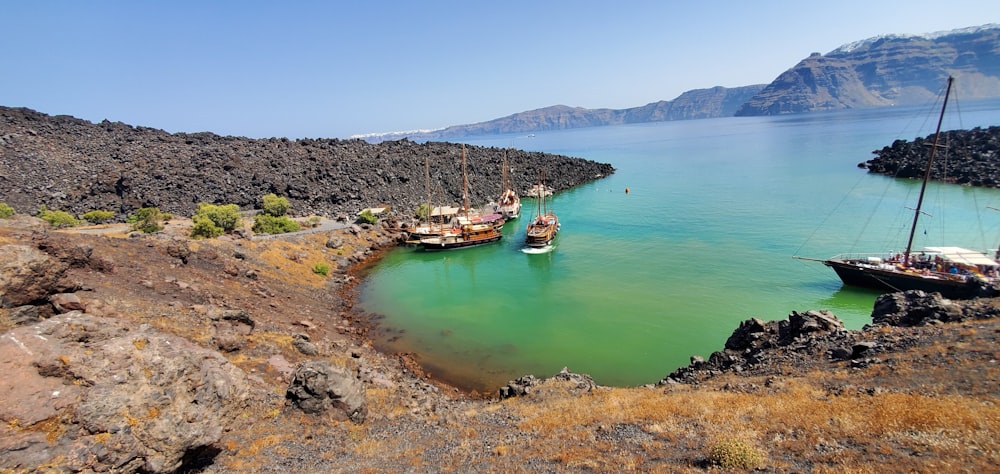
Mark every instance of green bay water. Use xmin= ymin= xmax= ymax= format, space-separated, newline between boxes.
xmin=358 ymin=99 xmax=1000 ymax=392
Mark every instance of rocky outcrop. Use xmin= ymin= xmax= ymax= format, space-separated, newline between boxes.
xmin=0 ymin=107 xmax=615 ymax=221
xmin=498 ymin=367 xmax=597 ymax=400
xmin=861 ymin=126 xmax=1000 ymax=187
xmin=285 ymin=360 xmax=367 ymax=423
xmin=871 ymin=290 xmax=1000 ymax=326
xmin=0 ymin=312 xmax=268 ymax=473
xmin=737 ymin=25 xmax=1000 ymax=116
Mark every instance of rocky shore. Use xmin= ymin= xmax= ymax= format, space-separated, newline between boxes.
xmin=861 ymin=125 xmax=1000 ymax=186
xmin=1 ymin=108 xmax=998 ymax=472
xmin=0 ymin=106 xmax=614 ymax=221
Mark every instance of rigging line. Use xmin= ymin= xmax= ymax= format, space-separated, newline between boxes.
xmin=793 ymin=168 xmax=871 ymax=257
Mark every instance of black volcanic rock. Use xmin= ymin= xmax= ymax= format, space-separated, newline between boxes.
xmin=0 ymin=107 xmax=614 ymax=220
xmin=862 ymin=126 xmax=1000 ymax=187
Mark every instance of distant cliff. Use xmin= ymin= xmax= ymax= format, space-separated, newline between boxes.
xmin=364 ymin=85 xmax=765 ymax=142
xmin=736 ymin=25 xmax=1000 ymax=116
xmin=362 ymin=24 xmax=1000 ymax=142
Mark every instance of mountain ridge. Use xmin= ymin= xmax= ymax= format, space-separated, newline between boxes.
xmin=362 ymin=24 xmax=1000 ymax=142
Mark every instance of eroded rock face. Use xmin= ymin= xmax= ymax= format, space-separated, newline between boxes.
xmin=0 ymin=312 xmax=266 ymax=473
xmin=286 ymin=360 xmax=366 ymax=423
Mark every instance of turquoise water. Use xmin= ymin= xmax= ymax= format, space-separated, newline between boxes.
xmin=358 ymin=99 xmax=1000 ymax=392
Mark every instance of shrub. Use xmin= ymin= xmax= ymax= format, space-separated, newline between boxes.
xmin=312 ymin=263 xmax=330 ymax=276
xmin=191 ymin=215 xmax=224 ymax=239
xmin=128 ymin=207 xmax=169 ymax=233
xmin=306 ymin=216 xmax=321 ymax=228
xmin=708 ymin=438 xmax=764 ymax=470
xmin=261 ymin=193 xmax=290 ymax=217
xmin=81 ymin=209 xmax=115 ymax=224
xmin=357 ymin=209 xmax=378 ymax=225
xmin=190 ymin=203 xmax=241 ymax=239
xmin=415 ymin=204 xmax=431 ymax=220
xmin=0 ymin=202 xmax=15 ymax=219
xmin=252 ymin=214 xmax=301 ymax=235
xmin=38 ymin=206 xmax=81 ymax=228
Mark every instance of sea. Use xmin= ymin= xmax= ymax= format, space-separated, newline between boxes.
xmin=357 ymin=97 xmax=1000 ymax=393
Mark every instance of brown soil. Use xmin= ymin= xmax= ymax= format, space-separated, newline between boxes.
xmin=2 ymin=217 xmax=998 ymax=473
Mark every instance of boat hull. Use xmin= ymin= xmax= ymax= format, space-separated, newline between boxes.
xmin=824 ymin=259 xmax=984 ymax=299
xmin=418 ymin=233 xmax=502 ymax=251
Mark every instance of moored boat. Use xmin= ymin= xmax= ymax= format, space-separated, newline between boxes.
xmin=491 ymin=151 xmax=521 ymax=219
xmin=418 ymin=145 xmax=504 ymax=251
xmin=525 ymin=173 xmax=559 ymax=248
xmin=801 ymin=77 xmax=1000 ymax=299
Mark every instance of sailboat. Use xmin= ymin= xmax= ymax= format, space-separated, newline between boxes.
xmin=406 ymin=156 xmax=458 ymax=244
xmin=491 ymin=150 xmax=522 ymax=219
xmin=418 ymin=145 xmax=504 ymax=251
xmin=525 ymin=172 xmax=559 ymax=248
xmin=808 ymin=77 xmax=999 ymax=299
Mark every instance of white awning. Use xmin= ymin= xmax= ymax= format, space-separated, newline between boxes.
xmin=923 ymin=246 xmax=999 ymax=267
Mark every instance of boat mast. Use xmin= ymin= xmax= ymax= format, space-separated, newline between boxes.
xmin=425 ymin=155 xmax=432 ymax=230
xmin=462 ymin=145 xmax=469 ymax=217
xmin=904 ymin=76 xmax=954 ymax=264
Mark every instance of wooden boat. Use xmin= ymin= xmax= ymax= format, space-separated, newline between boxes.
xmin=806 ymin=77 xmax=999 ymax=299
xmin=525 ymin=173 xmax=559 ymax=248
xmin=418 ymin=146 xmax=503 ymax=251
xmin=491 ymin=151 xmax=521 ymax=219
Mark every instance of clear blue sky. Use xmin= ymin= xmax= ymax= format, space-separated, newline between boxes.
xmin=2 ymin=1 xmax=995 ymax=139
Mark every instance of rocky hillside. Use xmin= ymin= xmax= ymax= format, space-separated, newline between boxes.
xmin=737 ymin=24 xmax=1000 ymax=115
xmin=0 ymin=107 xmax=614 ymax=221
xmin=861 ymin=125 xmax=1000 ymax=186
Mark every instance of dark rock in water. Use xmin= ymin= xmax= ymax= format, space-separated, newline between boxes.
xmin=286 ymin=360 xmax=367 ymax=423
xmin=862 ymin=126 xmax=1000 ymax=188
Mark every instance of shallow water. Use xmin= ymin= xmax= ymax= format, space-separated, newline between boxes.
xmin=358 ymin=98 xmax=1000 ymax=392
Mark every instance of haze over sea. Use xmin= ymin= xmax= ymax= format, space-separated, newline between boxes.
xmin=359 ymin=97 xmax=1000 ymax=393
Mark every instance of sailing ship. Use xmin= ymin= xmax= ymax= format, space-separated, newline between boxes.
xmin=525 ymin=172 xmax=559 ymax=248
xmin=418 ymin=146 xmax=504 ymax=251
xmin=810 ymin=77 xmax=999 ymax=299
xmin=491 ymin=151 xmax=521 ymax=219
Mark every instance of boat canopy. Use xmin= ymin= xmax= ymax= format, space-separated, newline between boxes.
xmin=923 ymin=247 xmax=1000 ymax=267
xmin=431 ymin=206 xmax=460 ymax=217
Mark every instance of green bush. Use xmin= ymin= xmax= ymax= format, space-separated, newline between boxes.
xmin=708 ymin=438 xmax=764 ymax=470
xmin=81 ymin=209 xmax=115 ymax=224
xmin=0 ymin=202 xmax=15 ymax=219
xmin=128 ymin=207 xmax=169 ymax=233
xmin=38 ymin=206 xmax=81 ymax=228
xmin=312 ymin=263 xmax=330 ymax=276
xmin=252 ymin=214 xmax=301 ymax=235
xmin=190 ymin=203 xmax=241 ymax=239
xmin=415 ymin=204 xmax=430 ymax=220
xmin=357 ymin=209 xmax=378 ymax=225
xmin=261 ymin=193 xmax=290 ymax=217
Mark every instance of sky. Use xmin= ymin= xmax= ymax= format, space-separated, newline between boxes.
xmin=2 ymin=1 xmax=996 ymax=139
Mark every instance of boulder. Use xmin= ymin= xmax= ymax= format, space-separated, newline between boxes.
xmin=0 ymin=244 xmax=69 ymax=307
xmin=0 ymin=312 xmax=265 ymax=473
xmin=286 ymin=360 xmax=366 ymax=423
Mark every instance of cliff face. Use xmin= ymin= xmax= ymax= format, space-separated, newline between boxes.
xmin=0 ymin=107 xmax=614 ymax=220
xmin=371 ymin=85 xmax=766 ymax=142
xmin=736 ymin=25 xmax=1000 ymax=115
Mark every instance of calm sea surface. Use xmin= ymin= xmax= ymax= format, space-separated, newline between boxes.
xmin=358 ymin=98 xmax=1000 ymax=392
